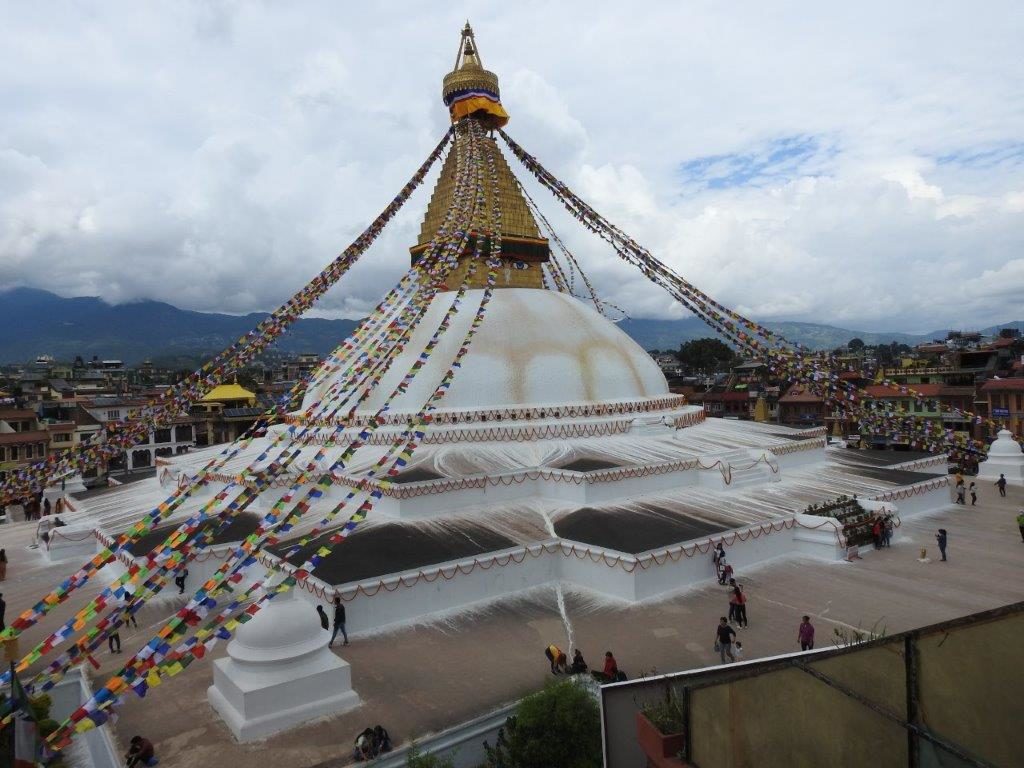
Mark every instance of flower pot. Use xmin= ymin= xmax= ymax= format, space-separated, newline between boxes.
xmin=636 ymin=711 xmax=685 ymax=765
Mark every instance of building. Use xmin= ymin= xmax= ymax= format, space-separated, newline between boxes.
xmin=777 ymin=385 xmax=825 ymax=426
xmin=980 ymin=378 xmax=1024 ymax=437
xmin=191 ymin=383 xmax=262 ymax=447
xmin=81 ymin=397 xmax=196 ymax=473
xmin=0 ymin=408 xmax=51 ymax=485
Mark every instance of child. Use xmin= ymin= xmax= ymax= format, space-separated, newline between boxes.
xmin=733 ymin=640 xmax=744 ymax=661
xmin=721 ymin=562 xmax=734 ymax=585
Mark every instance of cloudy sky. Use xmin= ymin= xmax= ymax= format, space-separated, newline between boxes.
xmin=2 ymin=1 xmax=1023 ymax=333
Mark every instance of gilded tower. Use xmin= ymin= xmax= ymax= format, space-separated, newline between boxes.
xmin=410 ymin=24 xmax=550 ymax=289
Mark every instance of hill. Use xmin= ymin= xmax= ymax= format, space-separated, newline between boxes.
xmin=0 ymin=288 xmax=1019 ymax=364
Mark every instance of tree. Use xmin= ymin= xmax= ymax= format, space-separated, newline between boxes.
xmin=483 ymin=680 xmax=602 ymax=768
xmin=676 ymin=338 xmax=738 ymax=374
xmin=847 ymin=338 xmax=865 ymax=351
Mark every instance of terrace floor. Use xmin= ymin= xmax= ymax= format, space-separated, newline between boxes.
xmin=1 ymin=479 xmax=1019 ymax=767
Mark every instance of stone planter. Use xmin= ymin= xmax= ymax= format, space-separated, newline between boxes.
xmin=636 ymin=711 xmax=686 ymax=766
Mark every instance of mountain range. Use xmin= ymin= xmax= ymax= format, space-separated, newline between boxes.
xmin=1 ymin=287 xmax=1021 ymax=365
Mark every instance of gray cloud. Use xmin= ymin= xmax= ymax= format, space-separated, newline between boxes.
xmin=1 ymin=1 xmax=1023 ymax=334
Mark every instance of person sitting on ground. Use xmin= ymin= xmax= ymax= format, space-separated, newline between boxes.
xmin=124 ymin=735 xmax=156 ymax=767
xmin=544 ymin=644 xmax=569 ymax=674
xmin=373 ymin=725 xmax=392 ymax=754
xmin=353 ymin=728 xmax=375 ymax=761
xmin=592 ymin=650 xmax=620 ymax=682
xmin=570 ymin=649 xmax=588 ymax=675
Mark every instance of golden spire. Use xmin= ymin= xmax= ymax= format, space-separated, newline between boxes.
xmin=410 ymin=25 xmax=548 ymax=289
xmin=442 ymin=22 xmax=509 ymax=129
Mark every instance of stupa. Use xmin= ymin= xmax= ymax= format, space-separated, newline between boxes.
xmin=135 ymin=25 xmax=951 ymax=642
xmin=14 ymin=26 xmax=950 ymax=753
xmin=207 ymin=582 xmax=360 ymax=742
xmin=977 ymin=429 xmax=1024 ymax=485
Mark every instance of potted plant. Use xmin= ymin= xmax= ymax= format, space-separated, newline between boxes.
xmin=636 ymin=689 xmax=686 ymax=766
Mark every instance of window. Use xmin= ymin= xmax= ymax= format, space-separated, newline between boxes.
xmin=175 ymin=425 xmax=193 ymax=442
xmin=154 ymin=428 xmax=172 ymax=444
xmin=106 ymin=410 xmax=120 ymax=420
xmin=10 ymin=446 xmax=18 ymax=460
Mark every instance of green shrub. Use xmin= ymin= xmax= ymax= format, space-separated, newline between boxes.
xmin=483 ymin=679 xmax=601 ymax=768
xmin=405 ymin=744 xmax=455 ymax=768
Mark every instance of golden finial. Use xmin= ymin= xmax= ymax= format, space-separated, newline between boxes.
xmin=442 ymin=23 xmax=509 ymax=128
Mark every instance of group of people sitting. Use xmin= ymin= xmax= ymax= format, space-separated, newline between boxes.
xmin=353 ymin=725 xmax=392 ymax=761
xmin=544 ymin=645 xmax=627 ymax=683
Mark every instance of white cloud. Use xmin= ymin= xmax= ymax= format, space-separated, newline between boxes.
xmin=0 ymin=0 xmax=1022 ymax=335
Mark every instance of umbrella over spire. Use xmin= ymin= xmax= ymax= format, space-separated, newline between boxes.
xmin=442 ymin=21 xmax=509 ymax=128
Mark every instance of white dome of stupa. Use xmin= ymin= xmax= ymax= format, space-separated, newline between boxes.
xmin=986 ymin=430 xmax=1023 ymax=457
xmin=301 ymin=288 xmax=669 ymax=416
xmin=228 ymin=586 xmax=326 ymax=664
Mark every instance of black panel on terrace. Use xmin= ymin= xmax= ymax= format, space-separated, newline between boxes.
xmin=390 ymin=467 xmax=444 ymax=484
xmin=555 ymin=506 xmax=726 ymax=555
xmin=271 ymin=521 xmax=516 ymax=585
xmin=845 ymin=466 xmax=941 ymax=486
xmin=768 ymin=432 xmax=823 ymax=442
xmin=557 ymin=458 xmax=622 ymax=473
xmin=124 ymin=512 xmax=262 ymax=556
xmin=837 ymin=450 xmax=939 ymax=468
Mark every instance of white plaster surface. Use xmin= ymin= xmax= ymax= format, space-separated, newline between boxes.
xmin=978 ymin=429 xmax=1024 ymax=485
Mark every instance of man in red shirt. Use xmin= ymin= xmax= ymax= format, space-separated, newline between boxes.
xmin=125 ymin=735 xmax=155 ymax=767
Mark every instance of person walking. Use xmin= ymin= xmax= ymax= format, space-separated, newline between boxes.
xmin=728 ymin=581 xmax=740 ymax=623
xmin=316 ymin=604 xmax=329 ymax=631
xmin=1017 ymin=510 xmax=1024 ymax=543
xmin=955 ymin=485 xmax=966 ymax=505
xmin=123 ymin=604 xmax=139 ymax=630
xmin=715 ymin=617 xmax=736 ymax=664
xmin=735 ymin=584 xmax=748 ymax=628
xmin=996 ymin=474 xmax=1007 ymax=497
xmin=936 ymin=529 xmax=948 ymax=562
xmin=330 ymin=595 xmax=349 ymax=647
xmin=0 ymin=548 xmax=7 ymax=581
xmin=108 ymin=629 xmax=122 ymax=654
xmin=883 ymin=517 xmax=894 ymax=548
xmin=798 ymin=616 xmax=815 ymax=651
xmin=174 ymin=568 xmax=188 ymax=595
xmin=969 ymin=482 xmax=977 ymax=506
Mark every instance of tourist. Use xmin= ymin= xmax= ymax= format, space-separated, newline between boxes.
xmin=124 ymin=735 xmax=156 ymax=767
xmin=55 ymin=497 xmax=63 ymax=515
xmin=0 ymin=548 xmax=7 ymax=581
xmin=123 ymin=604 xmax=139 ymax=630
xmin=735 ymin=584 xmax=748 ymax=628
xmin=570 ymin=649 xmax=588 ymax=675
xmin=43 ymin=498 xmax=51 ymax=517
xmin=712 ymin=543 xmax=725 ymax=577
xmin=109 ymin=629 xmax=122 ymax=654
xmin=591 ymin=650 xmax=620 ymax=683
xmin=545 ymin=644 xmax=569 ymax=674
xmin=720 ymin=560 xmax=734 ymax=586
xmin=996 ymin=474 xmax=1007 ymax=497
xmin=715 ymin=617 xmax=736 ymax=663
xmin=969 ymin=482 xmax=977 ymax=506
xmin=883 ymin=517 xmax=894 ymax=548
xmin=733 ymin=640 xmax=744 ymax=661
xmin=798 ymin=616 xmax=815 ymax=651
xmin=955 ymin=472 xmax=964 ymax=489
xmin=174 ymin=567 xmax=189 ymax=595
xmin=330 ymin=595 xmax=349 ymax=647
xmin=316 ymin=604 xmax=329 ymax=631
xmin=1016 ymin=510 xmax=1024 ymax=542
xmin=936 ymin=529 xmax=948 ymax=562
xmin=955 ymin=485 xmax=966 ymax=505
xmin=353 ymin=728 xmax=374 ymax=761
xmin=373 ymin=725 xmax=392 ymax=754
xmin=728 ymin=581 xmax=740 ymax=623
xmin=872 ymin=517 xmax=883 ymax=547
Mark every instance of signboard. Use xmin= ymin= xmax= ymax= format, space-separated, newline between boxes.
xmin=992 ymin=407 xmax=1011 ymax=418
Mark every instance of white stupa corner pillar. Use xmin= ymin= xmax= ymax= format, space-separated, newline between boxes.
xmin=208 ymin=583 xmax=360 ymax=742
xmin=977 ymin=429 xmax=1024 ymax=486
